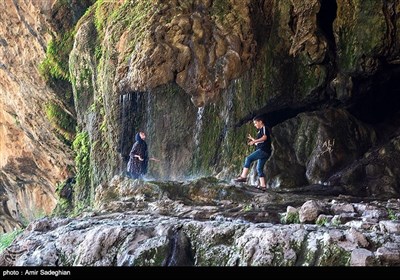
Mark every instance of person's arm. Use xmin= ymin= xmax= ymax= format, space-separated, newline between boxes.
xmin=248 ymin=134 xmax=267 ymax=146
xmin=134 ymin=155 xmax=144 ymax=161
xmin=247 ymin=134 xmax=255 ymax=141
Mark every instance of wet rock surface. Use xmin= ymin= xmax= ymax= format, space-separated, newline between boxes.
xmin=1 ymin=176 xmax=399 ymax=266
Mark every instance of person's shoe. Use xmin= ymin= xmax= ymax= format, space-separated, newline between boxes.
xmin=255 ymin=185 xmax=267 ymax=191
xmin=234 ymin=176 xmax=247 ymax=183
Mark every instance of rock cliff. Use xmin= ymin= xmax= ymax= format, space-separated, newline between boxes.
xmin=67 ymin=0 xmax=400 ymax=206
xmin=0 ymin=0 xmax=74 ymax=232
xmin=1 ymin=2 xmax=400 ymax=267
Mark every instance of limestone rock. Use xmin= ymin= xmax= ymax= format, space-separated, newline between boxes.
xmin=350 ymin=248 xmax=375 ymax=266
xmin=299 ymin=200 xmax=324 ymax=223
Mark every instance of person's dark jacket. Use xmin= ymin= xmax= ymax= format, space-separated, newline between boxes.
xmin=127 ymin=133 xmax=148 ymax=178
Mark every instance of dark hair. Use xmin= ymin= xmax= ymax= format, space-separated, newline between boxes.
xmin=253 ymin=115 xmax=264 ymax=123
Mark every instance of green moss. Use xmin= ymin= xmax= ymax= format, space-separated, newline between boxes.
xmin=211 ymin=0 xmax=245 ymax=29
xmin=106 ymin=0 xmax=154 ymax=52
xmin=53 ymin=198 xmax=72 ymax=217
xmin=44 ymin=101 xmax=76 ymax=142
xmin=335 ymin=0 xmax=386 ymax=73
xmin=283 ymin=211 xmax=300 ymax=224
xmin=52 ymin=180 xmax=74 ymax=217
xmin=316 ymin=216 xmax=328 ymax=226
xmin=19 ymin=209 xmax=46 ymax=228
xmin=211 ymin=0 xmax=231 ymax=23
xmin=94 ymin=0 xmax=107 ymax=33
xmin=331 ymin=216 xmax=342 ymax=227
xmin=77 ymin=68 xmax=93 ymax=101
xmin=11 ymin=113 xmax=20 ymax=127
xmin=387 ymin=208 xmax=397 ymax=221
xmin=193 ymin=105 xmax=223 ymax=174
xmin=296 ymin=62 xmax=327 ymax=99
xmin=39 ymin=30 xmax=76 ymax=82
xmin=94 ymin=45 xmax=102 ymax=61
xmin=130 ymin=238 xmax=169 ymax=266
xmin=72 ymin=131 xmax=92 ymax=211
xmin=318 ymin=244 xmax=351 ymax=266
xmin=0 ymin=229 xmax=23 ymax=253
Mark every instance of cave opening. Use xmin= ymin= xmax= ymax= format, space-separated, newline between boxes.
xmin=349 ymin=63 xmax=400 ymax=140
xmin=235 ymin=105 xmax=305 ymax=129
xmin=317 ymin=0 xmax=337 ymax=50
xmin=119 ymin=91 xmax=146 ymax=167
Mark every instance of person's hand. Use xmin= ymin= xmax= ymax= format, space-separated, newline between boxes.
xmin=134 ymin=155 xmax=144 ymax=161
xmin=248 ymin=140 xmax=255 ymax=146
xmin=247 ymin=134 xmax=255 ymax=141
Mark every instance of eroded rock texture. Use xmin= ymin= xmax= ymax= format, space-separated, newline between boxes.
xmin=2 ymin=0 xmax=400 ymax=232
xmin=1 ymin=177 xmax=399 ymax=266
xmin=0 ymin=0 xmax=73 ymax=232
xmin=114 ymin=0 xmax=256 ymax=107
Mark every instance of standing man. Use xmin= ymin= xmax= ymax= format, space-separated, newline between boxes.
xmin=234 ymin=116 xmax=272 ymax=190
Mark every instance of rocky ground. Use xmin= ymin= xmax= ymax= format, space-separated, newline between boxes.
xmin=1 ymin=176 xmax=399 ymax=266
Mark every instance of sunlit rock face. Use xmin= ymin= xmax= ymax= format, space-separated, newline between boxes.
xmin=114 ymin=0 xmax=256 ymax=107
xmin=0 ymin=0 xmax=73 ymax=232
xmin=2 ymin=0 xmax=400 ymax=234
xmin=68 ymin=0 xmax=400 ymax=200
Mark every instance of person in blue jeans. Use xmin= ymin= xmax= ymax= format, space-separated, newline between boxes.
xmin=234 ymin=116 xmax=272 ymax=190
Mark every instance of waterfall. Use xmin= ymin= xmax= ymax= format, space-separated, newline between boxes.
xmin=194 ymin=106 xmax=205 ymax=147
xmin=217 ymin=79 xmax=236 ymax=159
xmin=221 ymin=81 xmax=235 ymax=141
xmin=119 ymin=93 xmax=129 ymax=174
xmin=145 ymin=90 xmax=153 ymax=138
xmin=212 ymin=80 xmax=237 ymax=178
xmin=119 ymin=91 xmax=145 ymax=175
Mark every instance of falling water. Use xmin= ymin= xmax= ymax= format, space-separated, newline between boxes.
xmin=212 ymin=79 xmax=238 ymax=178
xmin=221 ymin=80 xmax=235 ymax=142
xmin=216 ymin=79 xmax=236 ymax=164
xmin=194 ymin=106 xmax=205 ymax=147
xmin=119 ymin=91 xmax=145 ymax=175
xmin=145 ymin=90 xmax=153 ymax=137
xmin=119 ymin=93 xmax=129 ymax=174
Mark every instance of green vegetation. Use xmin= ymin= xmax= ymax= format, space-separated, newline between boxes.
xmin=211 ymin=0 xmax=231 ymax=22
xmin=193 ymin=104 xmax=223 ymax=174
xmin=211 ymin=0 xmax=244 ymax=28
xmin=12 ymin=113 xmax=20 ymax=127
xmin=20 ymin=209 xmax=47 ymax=228
xmin=331 ymin=216 xmax=342 ymax=227
xmin=242 ymin=203 xmax=253 ymax=212
xmin=38 ymin=30 xmax=75 ymax=82
xmin=72 ymin=131 xmax=92 ymax=213
xmin=319 ymin=244 xmax=351 ymax=266
xmin=73 ymin=131 xmax=91 ymax=188
xmin=387 ymin=208 xmax=397 ymax=221
xmin=45 ymin=101 xmax=76 ymax=142
xmin=55 ymin=248 xmax=73 ymax=266
xmin=52 ymin=181 xmax=74 ymax=217
xmin=0 ymin=229 xmax=23 ymax=253
xmin=335 ymin=1 xmax=385 ymax=73
xmin=316 ymin=216 xmax=328 ymax=226
xmin=282 ymin=211 xmax=300 ymax=224
xmin=38 ymin=1 xmax=94 ymax=148
xmin=94 ymin=0 xmax=160 ymax=63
